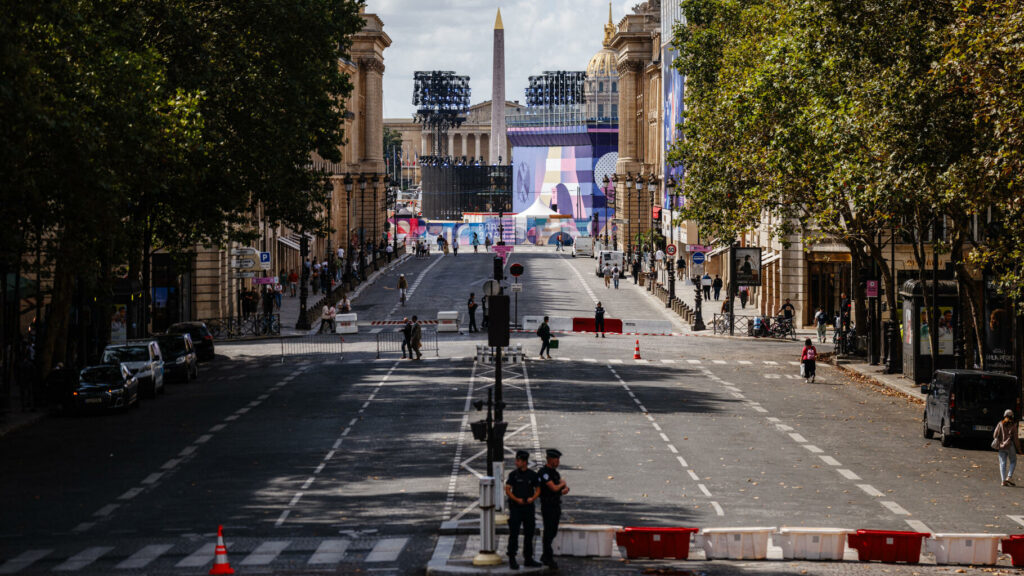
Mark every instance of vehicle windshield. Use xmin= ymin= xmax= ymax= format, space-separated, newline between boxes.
xmin=103 ymin=346 xmax=148 ymax=363
xmin=957 ymin=376 xmax=1018 ymax=409
xmin=158 ymin=337 xmax=186 ymax=354
xmin=80 ymin=366 xmax=123 ymax=384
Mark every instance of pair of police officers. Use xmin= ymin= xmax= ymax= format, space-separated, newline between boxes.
xmin=505 ymin=448 xmax=569 ymax=570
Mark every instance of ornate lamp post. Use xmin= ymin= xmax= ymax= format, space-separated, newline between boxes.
xmin=634 ymin=173 xmax=644 ymax=258
xmin=359 ymin=176 xmax=367 ymax=248
xmin=344 ymin=176 xmax=354 ymax=284
xmin=665 ymin=175 xmax=677 ymax=307
xmin=326 ymin=186 xmax=333 ymax=293
xmin=624 ymin=173 xmax=634 ymax=254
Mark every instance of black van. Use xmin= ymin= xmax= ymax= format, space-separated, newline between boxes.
xmin=922 ymin=370 xmax=1020 ymax=447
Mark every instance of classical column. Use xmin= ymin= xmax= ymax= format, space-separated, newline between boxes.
xmin=616 ymin=60 xmax=642 ymax=166
xmin=421 ymin=133 xmax=429 ymax=158
xmin=474 ymin=134 xmax=481 ymax=161
xmin=361 ymin=58 xmax=385 ymax=163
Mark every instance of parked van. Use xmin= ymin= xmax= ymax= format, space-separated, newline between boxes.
xmin=595 ymin=250 xmax=626 ymax=277
xmin=573 ymin=237 xmax=594 ymax=258
xmin=922 ymin=369 xmax=1020 ymax=447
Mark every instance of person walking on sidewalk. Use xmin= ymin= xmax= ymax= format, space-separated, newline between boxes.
xmin=994 ymin=410 xmax=1022 ymax=486
xmin=702 ymin=273 xmax=712 ymax=300
xmin=537 ymin=316 xmax=552 ymax=359
xmin=595 ymin=302 xmax=606 ymax=338
xmin=539 ymin=448 xmax=569 ymax=569
xmin=505 ymin=450 xmax=542 ymax=570
xmin=287 ymin=269 xmax=298 ymax=297
xmin=603 ymin=264 xmax=612 ymax=288
xmin=739 ymin=285 xmax=748 ymax=309
xmin=397 ymin=274 xmax=408 ymax=305
xmin=409 ymin=316 xmax=423 ymax=360
xmin=612 ymin=265 xmax=620 ymax=289
xmin=400 ymin=317 xmax=412 ymax=359
xmin=631 ymin=258 xmax=641 ymax=285
xmin=814 ymin=306 xmax=828 ymax=343
xmin=712 ymin=274 xmax=723 ymax=300
xmin=467 ymin=293 xmax=478 ymax=333
xmin=800 ymin=338 xmax=817 ymax=383
xmin=452 ymin=238 xmax=458 ymax=256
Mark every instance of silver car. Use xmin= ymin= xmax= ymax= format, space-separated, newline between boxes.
xmin=102 ymin=340 xmax=165 ymax=398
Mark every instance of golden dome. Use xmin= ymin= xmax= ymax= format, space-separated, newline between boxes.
xmin=586 ymin=4 xmax=618 ymax=78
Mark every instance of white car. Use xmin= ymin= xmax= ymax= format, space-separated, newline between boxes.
xmin=102 ymin=340 xmax=165 ymax=398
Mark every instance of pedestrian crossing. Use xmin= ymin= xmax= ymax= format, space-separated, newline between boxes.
xmin=0 ymin=536 xmax=411 ymax=573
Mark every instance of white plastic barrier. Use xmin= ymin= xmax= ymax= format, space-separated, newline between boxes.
xmin=552 ymin=525 xmax=621 ymax=557
xmin=621 ymin=319 xmax=675 ymax=334
xmin=335 ymin=313 xmax=358 ymax=334
xmin=437 ymin=311 xmax=460 ymax=332
xmin=925 ymin=533 xmax=1005 ymax=566
xmin=699 ymin=527 xmax=775 ymax=560
xmin=773 ymin=528 xmax=851 ymax=560
xmin=522 ymin=316 xmax=572 ymax=332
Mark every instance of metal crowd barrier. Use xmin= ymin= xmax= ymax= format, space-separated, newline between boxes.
xmin=279 ymin=334 xmax=344 ymax=363
xmin=375 ymin=327 xmax=440 ymax=358
xmin=205 ymin=315 xmax=281 ymax=340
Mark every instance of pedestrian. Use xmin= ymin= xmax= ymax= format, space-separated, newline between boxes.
xmin=481 ymin=295 xmax=489 ymax=329
xmin=400 ymin=317 xmax=412 ymax=359
xmin=612 ymin=265 xmax=620 ymax=289
xmin=537 ymin=316 xmax=552 ymax=359
xmin=386 ymin=242 xmax=394 ymax=262
xmin=485 ymin=235 xmax=492 ymax=249
xmin=410 ymin=315 xmax=423 ymax=360
xmin=452 ymin=238 xmax=458 ymax=256
xmin=505 ymin=450 xmax=542 ymax=570
xmin=339 ymin=294 xmax=351 ymax=313
xmin=814 ymin=306 xmax=828 ymax=343
xmin=712 ymin=274 xmax=723 ymax=300
xmin=472 ymin=232 xmax=479 ymax=253
xmin=437 ymin=235 xmax=444 ymax=253
xmin=273 ymin=281 xmax=283 ymax=310
xmin=839 ymin=291 xmax=852 ymax=331
xmin=318 ymin=303 xmax=332 ymax=334
xmin=800 ymin=337 xmax=817 ymax=383
xmin=701 ymin=273 xmax=712 ymax=300
xmin=397 ymin=274 xmax=408 ymax=304
xmin=288 ymin=269 xmax=298 ymax=297
xmin=739 ymin=285 xmax=748 ymax=309
xmin=603 ymin=264 xmax=612 ymax=288
xmin=555 ymin=235 xmax=562 ymax=252
xmin=467 ymin=293 xmax=478 ymax=333
xmin=631 ymin=258 xmax=641 ymax=285
xmin=594 ymin=301 xmax=606 ymax=338
xmin=994 ymin=409 xmax=1022 ymax=486
xmin=538 ymin=449 xmax=569 ymax=569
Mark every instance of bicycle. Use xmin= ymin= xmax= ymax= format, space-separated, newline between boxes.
xmin=769 ymin=317 xmax=796 ymax=340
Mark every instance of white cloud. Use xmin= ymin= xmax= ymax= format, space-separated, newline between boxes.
xmin=372 ymin=0 xmax=635 ymax=119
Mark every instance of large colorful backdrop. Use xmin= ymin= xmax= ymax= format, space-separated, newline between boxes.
xmin=662 ymin=44 xmax=685 ymax=208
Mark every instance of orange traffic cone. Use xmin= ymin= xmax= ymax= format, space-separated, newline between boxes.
xmin=209 ymin=525 xmax=234 ymax=575
xmin=633 ymin=339 xmax=642 ymax=360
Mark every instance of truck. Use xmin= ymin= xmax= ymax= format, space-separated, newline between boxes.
xmin=572 ymin=236 xmax=594 ymax=258
xmin=596 ymin=250 xmax=626 ymax=277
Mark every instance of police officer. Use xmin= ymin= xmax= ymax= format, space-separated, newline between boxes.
xmin=538 ymin=448 xmax=569 ymax=569
xmin=505 ymin=450 xmax=541 ymax=570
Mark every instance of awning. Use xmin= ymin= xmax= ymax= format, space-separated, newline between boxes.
xmin=277 ymin=236 xmax=300 ymax=251
xmin=762 ymin=251 xmax=782 ymax=266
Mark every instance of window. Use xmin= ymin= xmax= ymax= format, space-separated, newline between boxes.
xmin=598 ymin=104 xmax=605 ymax=118
xmin=612 ymin=81 xmax=617 ymax=92
xmin=611 ymin=104 xmax=618 ymax=117
xmin=598 ymin=81 xmax=604 ymax=92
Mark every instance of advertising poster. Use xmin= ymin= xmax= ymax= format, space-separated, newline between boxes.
xmin=919 ymin=306 xmax=954 ymax=355
xmin=111 ymin=304 xmax=128 ymax=344
xmin=984 ymin=277 xmax=1015 ymax=373
xmin=734 ymin=247 xmax=762 ymax=286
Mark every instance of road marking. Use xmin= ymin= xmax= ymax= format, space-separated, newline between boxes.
xmin=667 ymin=444 xmax=678 ymax=454
xmin=195 ymin=434 xmax=213 ymax=444
xmin=635 ymin=359 xmax=649 ymax=364
xmin=730 ymin=392 xmax=745 ymax=399
xmin=236 ymin=407 xmax=250 ymax=414
xmin=324 ymin=450 xmax=336 ymax=461
xmin=258 ymin=394 xmax=270 ymax=400
xmin=332 ymin=438 xmax=342 ymax=450
xmin=766 ymin=417 xmax=780 ymax=422
xmin=177 ymin=543 xmax=216 ymax=568
xmin=738 ymin=360 xmax=752 ymax=365
xmin=315 ymin=463 xmax=326 ymax=474
xmin=365 ymin=537 xmax=408 ymax=562
xmin=858 ymin=484 xmax=884 ymax=497
xmin=819 ymin=456 xmax=842 ymax=466
xmin=789 ymin=361 xmax=801 ymax=366
xmin=302 ymin=477 xmax=315 ymax=489
xmin=349 ymin=417 xmax=359 ymax=427
xmin=308 ymin=539 xmax=351 ymax=564
xmin=248 ymin=400 xmax=261 ymax=407
xmin=118 ymin=487 xmax=144 ymax=500
xmin=687 ymin=360 xmax=701 ymax=365
xmin=275 ymin=510 xmax=290 ymax=527
xmin=117 ymin=544 xmax=173 ymax=569
xmin=752 ymin=406 xmax=768 ymax=412
xmin=837 ymin=469 xmax=861 ymax=480
xmin=179 ymin=445 xmax=197 ymax=457
xmin=881 ymin=501 xmax=910 ymax=515
xmin=637 ymin=404 xmax=648 ymax=412
xmin=905 ymin=520 xmax=932 ymax=533
xmin=661 ymin=359 xmax=676 ymax=364
xmin=342 ymin=427 xmax=352 ymax=436
xmin=142 ymin=472 xmax=163 ymax=484
xmin=209 ymin=424 xmax=226 ymax=432
xmin=584 ymin=358 xmax=597 ymax=363
xmin=71 ymin=522 xmax=94 ymax=533
xmin=775 ymin=424 xmax=794 ymax=432
xmin=713 ymin=360 xmax=727 ymax=364
xmin=93 ymin=504 xmax=119 ymax=517
xmin=659 ymin=432 xmax=670 ymax=442
xmin=687 ymin=470 xmax=700 ymax=481
xmin=224 ymin=415 xmax=239 ymax=421
xmin=1009 ymin=515 xmax=1024 ymax=527
xmin=764 ymin=361 xmax=778 ymax=365
xmin=161 ymin=458 xmax=181 ymax=470
xmin=651 ymin=423 xmax=662 ymax=432
xmin=676 ymin=456 xmax=688 ymax=467
xmin=0 ymin=550 xmax=52 ymax=574
xmin=802 ymin=444 xmax=824 ymax=453
xmin=789 ymin=433 xmax=808 ymax=443
xmin=290 ymin=492 xmax=304 ymax=506
xmin=698 ymin=484 xmax=712 ymax=497
xmin=53 ymin=546 xmax=114 ymax=571
xmin=241 ymin=541 xmax=291 ymax=565
xmin=609 ymin=359 xmax=623 ymax=364
xmin=711 ymin=501 xmax=724 ymax=516
xmin=370 ymin=328 xmax=383 ymax=334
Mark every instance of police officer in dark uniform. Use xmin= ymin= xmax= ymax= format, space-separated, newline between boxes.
xmin=538 ymin=448 xmax=569 ymax=569
xmin=505 ymin=450 xmax=541 ymax=570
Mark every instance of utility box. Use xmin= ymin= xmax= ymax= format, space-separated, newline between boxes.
xmin=335 ymin=314 xmax=358 ymax=334
xmin=900 ymin=280 xmax=960 ymax=383
xmin=437 ymin=311 xmax=460 ymax=333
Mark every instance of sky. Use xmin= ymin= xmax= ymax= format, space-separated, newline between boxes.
xmin=371 ymin=0 xmax=636 ymax=119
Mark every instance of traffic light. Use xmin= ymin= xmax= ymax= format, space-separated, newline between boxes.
xmin=493 ymin=257 xmax=504 ymax=281
xmin=488 ymin=295 xmax=510 ymax=347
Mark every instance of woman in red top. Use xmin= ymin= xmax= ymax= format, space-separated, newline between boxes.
xmin=801 ymin=338 xmax=817 ymax=383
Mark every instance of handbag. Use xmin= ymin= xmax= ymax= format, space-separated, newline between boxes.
xmin=549 ymin=338 xmax=559 ymax=350
xmin=799 ymin=362 xmax=807 ymax=378
xmin=992 ymin=437 xmax=1000 ymax=450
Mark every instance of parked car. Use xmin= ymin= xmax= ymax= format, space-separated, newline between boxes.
xmin=157 ymin=334 xmax=198 ymax=383
xmin=922 ymin=369 xmax=1020 ymax=447
xmin=167 ymin=321 xmax=215 ymax=361
xmin=71 ymin=364 xmax=140 ymax=412
xmin=102 ymin=340 xmax=165 ymax=398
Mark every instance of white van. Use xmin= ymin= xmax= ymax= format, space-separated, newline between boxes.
xmin=572 ymin=236 xmax=594 ymax=257
xmin=596 ymin=250 xmax=625 ymax=277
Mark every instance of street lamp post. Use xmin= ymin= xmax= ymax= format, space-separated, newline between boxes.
xmin=326 ymin=187 xmax=333 ymax=294
xmin=359 ymin=177 xmax=368 ymax=266
xmin=344 ymin=176 xmax=354 ymax=286
xmin=602 ymin=175 xmax=610 ymax=248
xmin=635 ymin=173 xmax=644 ymax=259
xmin=624 ymin=173 xmax=634 ymax=255
xmin=666 ymin=176 xmax=677 ymax=307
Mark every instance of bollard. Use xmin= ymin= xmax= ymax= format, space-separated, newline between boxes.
xmin=473 ymin=476 xmax=503 ymax=566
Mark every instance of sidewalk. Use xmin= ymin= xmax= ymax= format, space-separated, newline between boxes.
xmin=830 ymin=357 xmax=926 ymax=403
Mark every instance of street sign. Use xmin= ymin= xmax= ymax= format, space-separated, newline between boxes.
xmin=493 ymin=245 xmax=514 ymax=264
xmin=231 ymin=258 xmax=256 ymax=269
xmin=509 ymin=263 xmax=524 ymax=277
xmin=483 ymin=279 xmax=501 ymax=297
xmin=230 ymin=247 xmax=258 ymax=257
xmin=692 ymin=252 xmax=706 ymax=265
xmin=866 ymin=280 xmax=879 ymax=298
xmin=253 ymin=276 xmax=278 ymax=285
xmin=234 ymin=271 xmax=257 ymax=279
xmin=692 ymin=263 xmax=704 ymax=278
xmin=259 ymin=252 xmax=272 ymax=270
xmin=666 ymin=244 xmax=677 ymax=257
xmin=687 ymin=244 xmax=711 ymax=253
xmin=510 ymin=283 xmax=523 ymax=293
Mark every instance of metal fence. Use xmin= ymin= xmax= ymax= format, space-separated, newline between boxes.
xmin=375 ymin=328 xmax=439 ymax=359
xmin=712 ymin=314 xmax=755 ymax=336
xmin=279 ymin=334 xmax=345 ymax=363
xmin=205 ymin=315 xmax=281 ymax=340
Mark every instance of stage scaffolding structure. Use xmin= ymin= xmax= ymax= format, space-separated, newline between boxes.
xmin=413 ymin=71 xmax=471 ymax=158
xmin=509 ymin=71 xmax=587 ymax=127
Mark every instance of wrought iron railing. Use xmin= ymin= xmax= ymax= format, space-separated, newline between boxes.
xmin=204 ymin=315 xmax=281 ymax=340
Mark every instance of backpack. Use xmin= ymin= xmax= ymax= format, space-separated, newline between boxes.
xmin=804 ymin=347 xmax=817 ymax=360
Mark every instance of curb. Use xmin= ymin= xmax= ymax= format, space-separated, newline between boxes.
xmin=0 ymin=411 xmax=47 ymax=439
xmin=830 ymin=360 xmax=925 ymax=404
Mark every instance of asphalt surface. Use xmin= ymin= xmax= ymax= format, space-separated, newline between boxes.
xmin=2 ymin=248 xmax=1023 ymax=575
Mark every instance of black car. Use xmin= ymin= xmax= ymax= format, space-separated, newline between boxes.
xmin=71 ymin=364 xmax=140 ymax=412
xmin=157 ymin=333 xmax=198 ymax=383
xmin=923 ymin=369 xmax=1020 ymax=447
xmin=167 ymin=322 xmax=215 ymax=361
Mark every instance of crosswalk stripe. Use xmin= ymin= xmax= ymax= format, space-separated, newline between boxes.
xmin=365 ymin=537 xmax=408 ymax=562
xmin=308 ymin=539 xmax=350 ymax=564
xmin=661 ymin=359 xmax=676 ymax=364
xmin=713 ymin=360 xmax=727 ymax=364
xmin=53 ymin=547 xmax=114 ymax=572
xmin=241 ymin=541 xmax=291 ymax=565
xmin=764 ymin=360 xmax=778 ymax=365
xmin=177 ymin=543 xmax=216 ymax=568
xmin=634 ymin=359 xmax=648 ymax=364
xmin=117 ymin=544 xmax=173 ymax=569
xmin=0 ymin=550 xmax=52 ymax=574
xmin=738 ymin=360 xmax=752 ymax=365
xmin=687 ymin=359 xmax=701 ymax=364
xmin=608 ymin=359 xmax=623 ymax=364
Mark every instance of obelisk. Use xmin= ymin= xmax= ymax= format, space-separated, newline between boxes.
xmin=490 ymin=9 xmax=506 ymax=165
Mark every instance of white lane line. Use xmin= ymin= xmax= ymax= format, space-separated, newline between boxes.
xmin=0 ymin=549 xmax=52 ymax=575
xmin=315 ymin=463 xmax=326 ymax=474
xmin=161 ymin=458 xmax=181 ymax=470
xmin=1009 ymin=515 xmax=1024 ymax=527
xmin=711 ymin=501 xmax=724 ymax=516
xmin=289 ymin=492 xmax=304 ymax=506
xmin=235 ymin=407 xmax=250 ymax=414
xmin=349 ymin=417 xmax=359 ymax=427
xmin=258 ymin=394 xmax=270 ymax=400
xmin=687 ymin=470 xmax=700 ymax=481
xmin=651 ymin=423 xmax=662 ymax=432
xmin=659 ymin=433 xmax=670 ymax=443
xmin=117 ymin=544 xmax=173 ymax=569
xmin=819 ymin=455 xmax=842 ymax=466
xmin=195 ymin=434 xmax=213 ymax=444
xmin=365 ymin=537 xmax=409 ymax=562
xmin=837 ymin=469 xmax=861 ymax=480
xmin=730 ymin=392 xmax=745 ymax=399
xmin=803 ymin=444 xmax=824 ymax=453
xmin=324 ymin=450 xmax=336 ymax=461
xmin=142 ymin=472 xmax=163 ymax=484
xmin=752 ymin=406 xmax=768 ymax=413
xmin=209 ymin=424 xmax=226 ymax=432
xmin=661 ymin=359 xmax=676 ymax=364
xmin=241 ymin=541 xmax=291 ymax=565
xmin=789 ymin=433 xmax=808 ymax=443
xmin=766 ymin=417 xmax=781 ymax=422
xmin=179 ymin=446 xmax=197 ymax=457
xmin=332 ymin=438 xmax=342 ymax=450
xmin=609 ymin=359 xmax=623 ymax=364
xmin=53 ymin=546 xmax=114 ymax=571
xmin=667 ymin=444 xmax=678 ymax=454
xmin=302 ymin=477 xmax=315 ymax=490
xmin=634 ymin=359 xmax=649 ymax=364
xmin=789 ymin=361 xmax=801 ymax=366
xmin=248 ymin=400 xmax=261 ymax=407
xmin=118 ymin=487 xmax=144 ymax=500
xmin=637 ymin=404 xmax=648 ymax=412
xmin=71 ymin=522 xmax=94 ymax=533
xmin=764 ymin=361 xmax=778 ymax=365
xmin=93 ymin=504 xmax=119 ymax=517
xmin=308 ymin=539 xmax=351 ymax=564
xmin=177 ymin=544 xmax=216 ymax=568
xmin=584 ymin=358 xmax=597 ymax=363
xmin=905 ymin=519 xmax=932 ymax=533
xmin=858 ymin=484 xmax=884 ymax=497
xmin=881 ymin=501 xmax=910 ymax=516
xmin=342 ymin=427 xmax=352 ymax=436
xmin=697 ymin=484 xmax=712 ymax=497
xmin=776 ymin=424 xmax=794 ymax=432
xmin=224 ymin=415 xmax=239 ymax=421
xmin=738 ymin=360 xmax=752 ymax=365
xmin=274 ymin=510 xmax=291 ymax=527
xmin=676 ymin=456 xmax=688 ymax=468
xmin=713 ymin=360 xmax=727 ymax=365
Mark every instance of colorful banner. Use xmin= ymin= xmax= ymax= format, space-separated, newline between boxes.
xmin=662 ymin=44 xmax=685 ymax=207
